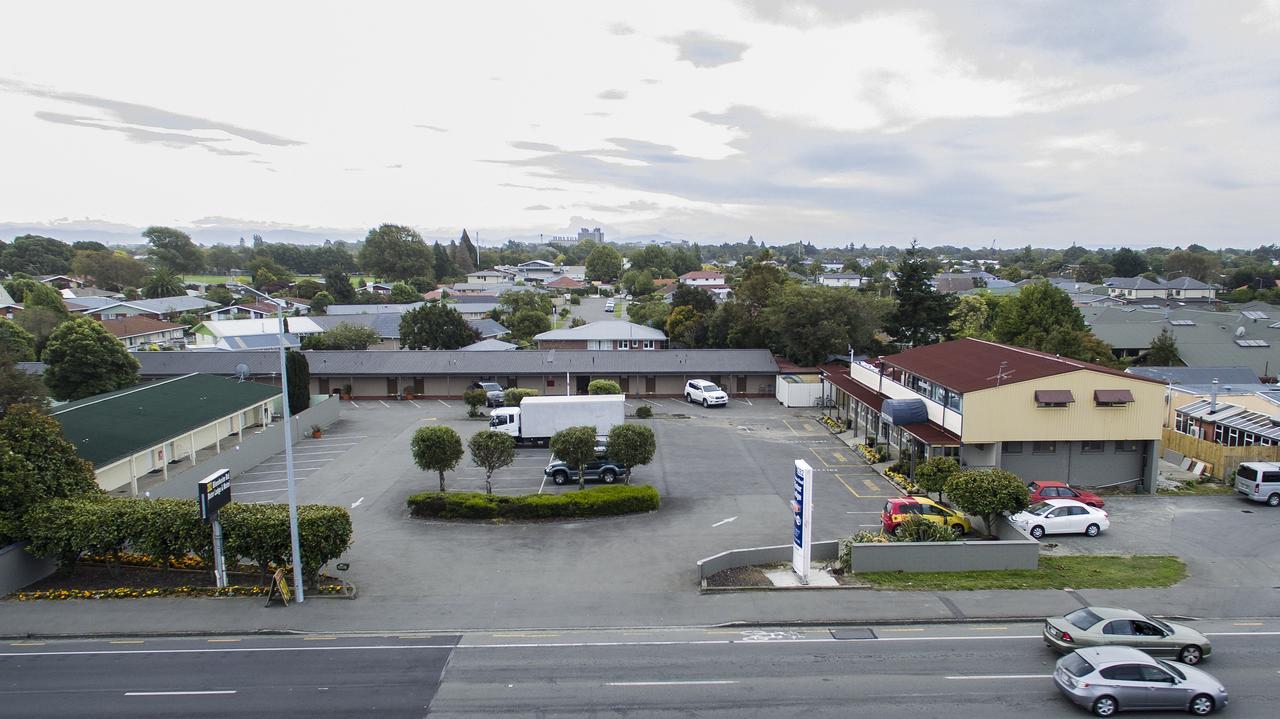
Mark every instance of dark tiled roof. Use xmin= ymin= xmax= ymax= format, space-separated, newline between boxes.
xmin=99 ymin=316 xmax=184 ymax=339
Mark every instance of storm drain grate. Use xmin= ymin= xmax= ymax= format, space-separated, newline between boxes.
xmin=829 ymin=627 xmax=877 ymax=640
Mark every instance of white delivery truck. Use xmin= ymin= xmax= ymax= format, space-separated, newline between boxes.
xmin=488 ymin=394 xmax=625 ymax=446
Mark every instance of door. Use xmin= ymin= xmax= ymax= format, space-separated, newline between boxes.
xmin=1138 ymin=665 xmax=1188 ymax=709
xmin=575 ymin=375 xmax=590 ymax=395
xmin=1068 ymin=506 xmax=1092 ymax=532
xmin=1042 ymin=508 xmax=1065 ymax=534
xmin=737 ymin=376 xmax=747 ymax=394
xmin=1098 ymin=665 xmax=1153 ymax=708
xmin=318 ymin=378 xmax=330 ymax=394
xmin=413 ymin=378 xmax=425 ymax=395
xmin=619 ymin=376 xmax=630 ymax=393
xmin=1128 ymin=620 xmax=1174 ymax=655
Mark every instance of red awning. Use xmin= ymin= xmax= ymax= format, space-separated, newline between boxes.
xmin=900 ymin=421 xmax=961 ymax=447
xmin=1095 ymin=389 xmax=1135 ymax=404
xmin=1034 ymin=389 xmax=1075 ymax=404
xmin=819 ymin=366 xmax=883 ymax=412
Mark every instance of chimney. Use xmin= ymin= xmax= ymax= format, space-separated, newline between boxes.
xmin=1210 ymin=378 xmax=1219 ymax=414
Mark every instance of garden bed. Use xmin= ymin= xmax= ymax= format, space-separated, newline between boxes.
xmin=407 ymin=485 xmax=660 ymax=520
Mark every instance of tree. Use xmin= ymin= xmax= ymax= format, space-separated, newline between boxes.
xmin=1109 ymin=247 xmax=1149 ymax=277
xmin=585 ymin=245 xmax=623 ymax=282
xmin=389 ymin=282 xmax=421 ymax=303
xmin=0 ymin=404 xmax=100 ymax=544
xmin=913 ymin=456 xmax=959 ymax=501
xmin=301 ymin=322 xmax=380 ymax=350
xmin=71 ymin=250 xmax=147 ymax=291
xmin=607 ymin=423 xmax=655 ymax=484
xmin=462 ymin=388 xmax=488 ymax=418
xmin=1164 ymin=250 xmax=1218 ymax=283
xmin=400 ymin=304 xmax=479 ymax=350
xmin=943 ymin=468 xmax=1028 ymax=537
xmin=629 ymin=245 xmax=672 ymax=277
xmin=507 ymin=309 xmax=551 ymax=344
xmin=14 ymin=308 xmax=65 ymax=359
xmin=468 ymin=430 xmax=515 ymax=495
xmin=322 ymin=270 xmax=357 ymax=304
xmin=411 ymin=425 xmax=464 ymax=492
xmin=763 ymin=285 xmax=891 ymax=366
xmin=3 ymin=279 xmax=69 ymax=317
xmin=284 ymin=349 xmax=310 ymax=415
xmin=310 ymin=291 xmax=333 ymax=315
xmin=0 ymin=235 xmax=73 ymax=275
xmin=994 ymin=281 xmax=1085 ymax=348
xmin=1145 ymin=328 xmax=1181 ymax=366
xmin=356 ymin=224 xmax=433 ymax=281
xmin=949 ymin=294 xmax=992 ymax=339
xmin=432 ymin=242 xmax=459 ymax=281
xmin=588 ymin=379 xmax=622 ymax=395
xmin=626 ymin=297 xmax=671 ymax=329
xmin=143 ymin=226 xmax=205 ymax=273
xmin=205 ymin=245 xmax=243 ymax=274
xmin=549 ymin=425 xmax=599 ymax=490
xmin=620 ymin=270 xmax=656 ymax=297
xmin=455 ymin=230 xmax=479 ymax=275
xmin=41 ymin=317 xmax=139 ymax=401
xmin=0 ymin=317 xmax=37 ymax=362
xmin=885 ymin=240 xmax=954 ymax=347
xmin=672 ymin=283 xmax=716 ymax=314
xmin=665 ymin=305 xmax=705 ymax=347
xmin=141 ymin=267 xmax=185 ymax=298
xmin=203 ymin=285 xmax=234 ymax=306
xmin=0 ymin=352 xmax=47 ymax=418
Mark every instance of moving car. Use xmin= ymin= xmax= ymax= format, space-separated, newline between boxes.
xmin=880 ymin=496 xmax=972 ymax=537
xmin=544 ymin=452 xmax=628 ymax=485
xmin=1008 ymin=498 xmax=1109 ymax=539
xmin=684 ymin=379 xmax=728 ymax=407
xmin=604 ymin=300 xmax=616 ymax=313
xmin=1234 ymin=461 xmax=1280 ymax=506
xmin=1043 ymin=607 xmax=1211 ymax=665
xmin=468 ymin=381 xmax=506 ymax=408
xmin=1029 ymin=480 xmax=1105 ymax=508
xmin=1053 ymin=646 xmax=1226 ymax=716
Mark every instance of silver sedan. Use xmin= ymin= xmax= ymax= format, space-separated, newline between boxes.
xmin=1054 ymin=646 xmax=1227 ymax=716
xmin=1044 ymin=606 xmax=1211 ymax=665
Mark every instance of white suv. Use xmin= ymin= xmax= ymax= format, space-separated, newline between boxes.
xmin=685 ymin=379 xmax=728 ymax=407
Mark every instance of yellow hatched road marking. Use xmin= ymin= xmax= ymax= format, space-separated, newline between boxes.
xmin=832 ymin=451 xmax=849 ymax=463
xmin=862 ymin=479 xmax=879 ymax=492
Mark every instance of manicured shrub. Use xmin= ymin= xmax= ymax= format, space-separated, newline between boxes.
xmin=587 ymin=379 xmax=622 ymax=395
xmin=504 ymin=388 xmax=540 ymax=406
xmin=891 ymin=514 xmax=960 ymax=542
xmin=635 ymin=405 xmax=653 ymax=419
xmin=406 ymin=485 xmax=659 ymax=520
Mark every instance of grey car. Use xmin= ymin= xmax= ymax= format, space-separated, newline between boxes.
xmin=1044 ymin=607 xmax=1212 ymax=665
xmin=1054 ymin=646 xmax=1227 ymax=716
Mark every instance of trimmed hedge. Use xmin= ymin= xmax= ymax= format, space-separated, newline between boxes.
xmin=407 ymin=485 xmax=660 ymax=520
xmin=23 ymin=497 xmax=352 ymax=587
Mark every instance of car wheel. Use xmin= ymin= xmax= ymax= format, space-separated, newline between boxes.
xmin=1178 ymin=645 xmax=1203 ymax=665
xmin=1030 ymin=525 xmax=1045 ymax=539
xmin=1085 ymin=523 xmax=1101 ymax=537
xmin=552 ymin=471 xmax=569 ymax=486
xmin=951 ymin=524 xmax=965 ymax=537
xmin=601 ymin=469 xmax=617 ymax=484
xmin=685 ymin=394 xmax=693 ymax=403
xmin=1189 ymin=694 xmax=1215 ymax=716
xmin=1268 ymin=493 xmax=1280 ymax=507
xmin=702 ymin=398 xmax=709 ymax=408
xmin=892 ymin=525 xmax=906 ymax=538
xmin=1091 ymin=695 xmax=1117 ymax=717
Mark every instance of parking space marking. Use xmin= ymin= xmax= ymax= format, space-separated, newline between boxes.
xmin=319 ymin=434 xmax=368 ymax=439
xmin=232 ymin=478 xmax=291 ymax=486
xmin=946 ymin=674 xmax=1049 ymax=681
xmin=438 ymin=400 xmax=451 ymax=407
xmin=832 ymin=451 xmax=849 ymax=463
xmin=289 ymin=450 xmax=348 ymax=456
xmin=348 ymin=401 xmax=360 ymax=408
xmin=408 ymin=400 xmax=421 ymax=408
xmin=835 ymin=472 xmax=896 ymax=499
xmin=643 ymin=398 xmax=661 ymax=406
xmin=781 ymin=419 xmax=800 ymax=435
xmin=255 ymin=459 xmax=333 ymax=467
xmin=861 ymin=479 xmax=879 ymax=493
xmin=378 ymin=400 xmax=390 ymax=408
xmin=235 ymin=488 xmax=290 ymax=496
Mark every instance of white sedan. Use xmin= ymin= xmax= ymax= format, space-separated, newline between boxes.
xmin=1009 ymin=498 xmax=1109 ymax=539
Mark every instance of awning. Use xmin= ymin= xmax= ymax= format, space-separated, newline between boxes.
xmin=1094 ymin=389 xmax=1135 ymax=404
xmin=1034 ymin=389 xmax=1075 ymax=405
xmin=900 ymin=421 xmax=962 ymax=447
xmin=820 ymin=366 xmax=883 ymax=412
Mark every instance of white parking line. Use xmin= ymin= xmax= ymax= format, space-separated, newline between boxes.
xmin=642 ymin=398 xmax=661 ymax=406
xmin=288 ymin=451 xmax=347 ymax=456
xmin=945 ymin=674 xmax=1049 ymax=680
xmin=607 ymin=681 xmax=738 ymax=687
xmin=126 ymin=690 xmax=237 ymax=696
xmin=235 ymin=488 xmax=289 ymax=496
xmin=231 ymin=478 xmax=290 ymax=486
xmin=624 ymin=402 xmax=635 ymax=408
xmin=438 ymin=400 xmax=451 ymax=407
xmin=254 ymin=459 xmax=333 ymax=467
xmin=319 ymin=435 xmax=368 ymax=439
xmin=409 ymin=400 xmax=421 ymax=408
xmin=348 ymin=401 xmax=360 ymax=408
xmin=378 ymin=400 xmax=390 ymax=408
xmin=301 ymin=441 xmax=358 ymax=446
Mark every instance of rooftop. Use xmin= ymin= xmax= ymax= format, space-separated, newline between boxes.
xmin=1104 ymin=276 xmax=1164 ymax=290
xmin=534 ymin=320 xmax=667 ymax=342
xmin=196 ymin=317 xmax=324 ymax=337
xmin=679 ymin=270 xmax=725 ymax=280
xmin=83 ymin=295 xmax=221 ymax=315
xmin=99 ymin=316 xmax=185 ymax=339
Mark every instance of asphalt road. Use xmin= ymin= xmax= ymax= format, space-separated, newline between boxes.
xmin=4 ymin=621 xmax=1278 ymax=718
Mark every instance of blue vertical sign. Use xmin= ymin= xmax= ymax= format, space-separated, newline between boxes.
xmin=792 ymin=459 xmax=814 ymax=582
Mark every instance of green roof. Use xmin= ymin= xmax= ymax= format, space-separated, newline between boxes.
xmin=51 ymin=373 xmax=281 ymax=467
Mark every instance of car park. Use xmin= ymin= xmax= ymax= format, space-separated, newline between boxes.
xmin=1043 ymin=607 xmax=1211 ymax=665
xmin=1029 ymin=480 xmax=1105 ymax=508
xmin=1009 ymin=498 xmax=1109 ymax=539
xmin=468 ymin=381 xmax=506 ymax=407
xmin=880 ymin=496 xmax=972 ymax=536
xmin=684 ymin=379 xmax=728 ymax=407
xmin=1234 ymin=461 xmax=1280 ymax=506
xmin=544 ymin=453 xmax=627 ymax=485
xmin=1053 ymin=646 xmax=1226 ymax=716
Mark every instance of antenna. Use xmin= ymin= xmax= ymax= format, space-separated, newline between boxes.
xmin=987 ymin=361 xmax=1015 ymax=386
xmin=234 ymin=363 xmax=250 ymax=382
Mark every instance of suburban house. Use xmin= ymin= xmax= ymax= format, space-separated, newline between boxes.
xmin=202 ymin=301 xmax=296 ymax=321
xmin=820 ymin=338 xmax=1165 ymax=491
xmin=678 ymin=270 xmax=725 ymax=286
xmin=310 ymin=313 xmax=508 ymax=349
xmin=190 ymin=317 xmax=324 ymax=348
xmin=466 ymin=269 xmax=513 ymax=283
xmin=326 ymin=302 xmax=423 ymax=315
xmin=817 ymin=273 xmax=867 ymax=288
xmin=0 ymin=284 xmax=19 ymax=319
xmin=100 ymin=316 xmax=187 ymax=349
xmin=73 ymin=295 xmax=220 ymax=321
xmin=62 ymin=286 xmax=125 ymax=301
xmin=134 ymin=348 xmax=781 ymax=399
xmin=545 ymin=276 xmax=585 ymax=291
xmin=1163 ymin=277 xmax=1218 ymax=302
xmin=1126 ymin=366 xmax=1272 ymax=429
xmin=932 ymin=271 xmax=998 ymax=293
xmin=50 ymin=373 xmax=280 ymax=496
xmin=533 ymin=320 xmax=668 ymax=350
xmin=36 ymin=274 xmax=84 ymax=290
xmin=1082 ymin=303 xmax=1280 ymax=376
xmin=1104 ymin=276 xmax=1168 ymax=302
xmin=461 ymin=338 xmax=518 ymax=351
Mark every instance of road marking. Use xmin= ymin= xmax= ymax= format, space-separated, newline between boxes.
xmin=781 ymin=419 xmax=799 ymax=435
xmin=624 ymin=402 xmax=634 ymax=407
xmin=711 ymin=516 xmax=738 ymax=528
xmin=126 ymin=690 xmax=237 ymax=696
xmin=348 ymin=401 xmax=360 ymax=408
xmin=110 ymin=640 xmax=145 ymax=644
xmin=846 ymin=511 xmax=880 ymax=514
xmin=235 ymin=488 xmax=290 ymax=496
xmin=1204 ymin=631 xmax=1280 ymax=636
xmin=643 ymin=398 xmax=661 ymax=406
xmin=207 ymin=639 xmax=240 ymax=643
xmin=970 ymin=626 xmax=1007 ymax=631
xmin=879 ymin=628 xmax=924 ymax=632
xmin=834 ymin=473 xmax=860 ymax=499
xmin=379 ymin=400 xmax=390 ymax=408
xmin=945 ymin=674 xmax=1050 ymax=680
xmin=288 ymin=451 xmax=348 ymax=456
xmin=858 ymin=524 xmax=881 ymax=528
xmin=833 ymin=451 xmax=849 ymax=463
xmin=438 ymin=400 xmax=451 ymax=407
xmin=538 ymin=473 xmax=548 ymax=495
xmin=233 ymin=478 xmax=290 ymax=486
xmin=300 ymin=441 xmax=359 ymax=447
xmin=743 ymin=397 xmax=753 ymax=405
xmin=350 ymin=496 xmax=364 ymax=509
xmin=9 ymin=641 xmax=44 ymax=646
xmin=862 ymin=479 xmax=879 ymax=492
xmin=253 ymin=459 xmax=333 ymax=467
xmin=1233 ymin=622 xmax=1264 ymax=626
xmin=304 ymin=636 xmax=338 ymax=641
xmin=240 ymin=468 xmax=319 ymax=478
xmin=491 ymin=632 xmax=560 ymax=638
xmin=607 ymin=680 xmax=738 ymax=687
xmin=409 ymin=400 xmax=421 ymax=408
xmin=314 ymin=434 xmax=368 ymax=439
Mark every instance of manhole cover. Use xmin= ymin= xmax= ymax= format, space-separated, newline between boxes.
xmin=829 ymin=627 xmax=877 ymax=640
xmin=1242 ymin=510 xmax=1254 ymax=513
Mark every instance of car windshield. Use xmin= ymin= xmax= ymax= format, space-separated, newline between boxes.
xmin=703 ymin=384 xmax=721 ymax=392
xmin=1026 ymin=501 xmax=1054 ymax=515
xmin=1064 ymin=608 xmax=1103 ymax=631
xmin=481 ymin=383 xmax=501 ymax=391
xmin=1059 ymin=653 xmax=1094 ymax=677
xmin=1155 ymin=659 xmax=1185 ymax=681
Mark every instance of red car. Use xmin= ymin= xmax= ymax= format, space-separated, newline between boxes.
xmin=1027 ymin=480 xmax=1104 ymax=508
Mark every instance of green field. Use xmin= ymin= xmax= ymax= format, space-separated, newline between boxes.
xmin=856 ymin=555 xmax=1186 ymax=591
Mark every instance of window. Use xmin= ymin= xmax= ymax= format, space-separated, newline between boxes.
xmin=546 ymin=378 xmax=556 ymax=387
xmin=1033 ymin=441 xmax=1056 ymax=454
xmin=1116 ymin=440 xmax=1139 ymax=453
xmin=1102 ymin=620 xmax=1133 ymax=635
xmin=642 ymin=340 xmax=655 ymax=350
xmin=1214 ymin=425 xmax=1225 ymax=444
xmin=946 ymin=391 xmax=962 ymax=414
xmin=1139 ymin=665 xmax=1176 ymax=683
xmin=1002 ymin=441 xmax=1023 ymax=454
xmin=1100 ymin=665 xmax=1145 ymax=682
xmin=1081 ymin=440 xmax=1104 ymax=453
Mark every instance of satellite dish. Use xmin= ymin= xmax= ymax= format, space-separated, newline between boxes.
xmin=1235 ymin=326 xmax=1247 ymax=337
xmin=235 ymin=363 xmax=251 ymax=382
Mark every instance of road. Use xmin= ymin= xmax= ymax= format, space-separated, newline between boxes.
xmin=4 ymin=620 xmax=1278 ymax=717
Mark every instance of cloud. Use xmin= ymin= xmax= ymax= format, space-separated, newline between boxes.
xmin=597 ymin=89 xmax=628 ymax=100
xmin=499 ymin=182 xmax=567 ymax=192
xmin=609 ymin=22 xmax=635 ymax=35
xmin=34 ymin=111 xmax=256 ymax=156
xmin=665 ymin=31 xmax=750 ymax=68
xmin=414 ymin=124 xmax=449 ymax=133
xmin=1041 ymin=131 xmax=1146 ymax=156
xmin=581 ymin=200 xmax=661 ymax=213
xmin=524 ymin=204 xmax=552 ymax=211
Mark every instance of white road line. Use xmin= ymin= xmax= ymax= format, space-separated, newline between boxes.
xmin=743 ymin=397 xmax=753 ymax=405
xmin=858 ymin=524 xmax=881 ymax=528
xmin=607 ymin=680 xmax=738 ymax=687
xmin=643 ymin=398 xmax=661 ymax=406
xmin=348 ymin=401 xmax=360 ymax=408
xmin=0 ymin=644 xmax=455 ymax=658
xmin=409 ymin=400 xmax=421 ymax=408
xmin=538 ymin=473 xmax=548 ymax=495
xmin=317 ymin=435 xmax=368 ymax=439
xmin=1204 ymin=631 xmax=1280 ymax=636
xmin=945 ymin=674 xmax=1050 ymax=680
xmin=350 ymin=496 xmax=364 ymax=508
xmin=126 ymin=690 xmax=237 ymax=696
xmin=240 ymin=468 xmax=318 ymax=477
xmin=288 ymin=451 xmax=347 ymax=456
xmin=711 ymin=516 xmax=738 ymax=528
xmin=234 ymin=488 xmax=290 ymax=496
xmin=254 ymin=459 xmax=332 ymax=467
xmin=438 ymin=400 xmax=451 ymax=407
xmin=624 ymin=402 xmax=635 ymax=408
xmin=378 ymin=400 xmax=390 ymax=408
xmin=300 ymin=441 xmax=358 ymax=447
xmin=845 ymin=511 xmax=881 ymax=514
xmin=231 ymin=479 xmax=289 ymax=486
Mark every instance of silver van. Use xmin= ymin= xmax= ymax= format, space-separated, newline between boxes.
xmin=1234 ymin=461 xmax=1280 ymax=506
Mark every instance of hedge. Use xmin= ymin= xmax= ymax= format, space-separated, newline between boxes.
xmin=407 ymin=485 xmax=659 ymax=520
xmin=23 ymin=497 xmax=352 ymax=587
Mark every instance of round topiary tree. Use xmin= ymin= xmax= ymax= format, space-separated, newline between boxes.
xmin=468 ymin=430 xmax=515 ymax=495
xmin=914 ymin=456 xmax=960 ymax=501
xmin=587 ymin=379 xmax=622 ymax=395
xmin=549 ymin=425 xmax=599 ymax=491
xmin=410 ymin=425 xmax=464 ymax=492
xmin=462 ymin=389 xmax=488 ymax=418
xmin=606 ymin=423 xmax=655 ymax=484
xmin=943 ymin=468 xmax=1028 ymax=537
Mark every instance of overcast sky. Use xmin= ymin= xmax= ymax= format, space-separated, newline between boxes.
xmin=2 ymin=0 xmax=1278 ymax=249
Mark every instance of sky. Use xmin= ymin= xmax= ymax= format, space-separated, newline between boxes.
xmin=1 ymin=0 xmax=1278 ymax=249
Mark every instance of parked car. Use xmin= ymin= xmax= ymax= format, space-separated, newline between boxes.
xmin=544 ymin=452 xmax=628 ymax=485
xmin=1053 ymin=646 xmax=1226 ymax=716
xmin=1043 ymin=607 xmax=1211 ymax=665
xmin=1009 ymin=498 xmax=1109 ymax=539
xmin=1234 ymin=461 xmax=1280 ymax=506
xmin=468 ymin=381 xmax=506 ymax=407
xmin=880 ymin=496 xmax=972 ymax=537
xmin=684 ymin=379 xmax=728 ymax=407
xmin=1029 ymin=480 xmax=1105 ymax=508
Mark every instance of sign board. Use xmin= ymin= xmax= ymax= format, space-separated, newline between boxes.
xmin=197 ymin=469 xmax=232 ymax=522
xmin=791 ymin=459 xmax=814 ymax=582
xmin=266 ymin=567 xmax=292 ymax=607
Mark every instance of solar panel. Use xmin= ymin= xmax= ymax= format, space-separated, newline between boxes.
xmin=1235 ymin=339 xmax=1271 ymax=347
xmin=1169 ymin=320 xmax=1195 ymax=326
xmin=1243 ymin=311 xmax=1270 ymax=320
xmin=1269 ymin=322 xmax=1280 ymax=329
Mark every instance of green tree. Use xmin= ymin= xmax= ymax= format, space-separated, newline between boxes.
xmin=41 ymin=317 xmax=139 ymax=401
xmin=943 ymin=468 xmax=1028 ymax=537
xmin=0 ymin=235 xmax=73 ymax=275
xmin=468 ymin=429 xmax=515 ymax=495
xmin=0 ymin=351 xmax=47 ymax=417
xmin=143 ymin=226 xmax=205 ymax=273
xmin=3 ymin=279 xmax=69 ymax=317
xmin=205 ymin=244 xmax=243 ymax=273
xmin=665 ymin=305 xmax=705 ymax=347
xmin=1164 ymin=250 xmax=1219 ymax=283
xmin=0 ymin=317 xmax=37 ymax=362
xmin=994 ymin=281 xmax=1085 ymax=348
xmin=321 ymin=270 xmax=357 ymax=304
xmin=455 ymin=230 xmax=479 ymax=275
xmin=432 ymin=242 xmax=459 ymax=281
xmin=629 ymin=245 xmax=672 ymax=276
xmin=301 ymin=322 xmax=380 ymax=350
xmin=672 ymin=283 xmax=716 ymax=314
xmin=1145 ymin=328 xmax=1181 ymax=366
xmin=141 ymin=267 xmax=185 ymax=298
xmin=506 ymin=309 xmax=551 ymax=344
xmin=309 ymin=291 xmax=333 ymax=315
xmin=400 ymin=304 xmax=479 ymax=350
xmin=411 ymin=425 xmax=464 ymax=492
xmin=620 ymin=270 xmax=655 ymax=297
xmin=357 ymin=224 xmax=433 ymax=281
xmin=389 ymin=282 xmax=421 ymax=303
xmin=913 ymin=456 xmax=959 ymax=501
xmin=203 ymin=285 xmax=235 ymax=306
xmin=764 ymin=285 xmax=891 ymax=366
xmin=549 ymin=425 xmax=599 ymax=490
xmin=1109 ymin=247 xmax=1149 ymax=277
xmin=462 ymin=388 xmax=488 ymax=418
xmin=71 ymin=250 xmax=147 ymax=291
xmin=626 ymin=297 xmax=671 ymax=329
xmin=284 ymin=349 xmax=310 ymax=415
xmin=585 ymin=245 xmax=623 ymax=282
xmin=606 ymin=423 xmax=655 ymax=484
xmin=949 ymin=294 xmax=992 ymax=339
xmin=15 ymin=308 xmax=66 ymax=359
xmin=588 ymin=379 xmax=622 ymax=395
xmin=503 ymin=388 xmax=539 ymax=406
xmin=885 ymin=240 xmax=954 ymax=347
xmin=0 ymin=404 xmax=100 ymax=544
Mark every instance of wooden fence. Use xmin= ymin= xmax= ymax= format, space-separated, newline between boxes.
xmin=1161 ymin=428 xmax=1280 ymax=480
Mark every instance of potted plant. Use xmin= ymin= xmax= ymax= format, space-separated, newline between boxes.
xmin=340 ymin=384 xmax=352 ymax=400
xmin=310 ymin=424 xmax=323 ymax=439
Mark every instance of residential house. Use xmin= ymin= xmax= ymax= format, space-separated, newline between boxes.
xmin=1104 ymin=276 xmax=1167 ymax=302
xmin=0 ymin=284 xmax=19 ymax=319
xmin=533 ymin=320 xmax=668 ymax=350
xmin=1082 ymin=303 xmax=1280 ymax=377
xmin=820 ymin=338 xmax=1165 ymax=490
xmin=466 ymin=269 xmax=514 ymax=283
xmin=545 ymin=276 xmax=585 ymax=291
xmin=62 ymin=287 xmax=125 ymax=301
xmin=367 ymin=282 xmax=394 ymax=295
xmin=101 ymin=317 xmax=187 ymax=349
xmin=678 ymin=270 xmax=726 ymax=287
xmin=202 ymin=301 xmax=288 ymax=321
xmin=932 ymin=271 xmax=997 ymax=294
xmin=76 ymin=295 xmax=221 ymax=321
xmin=1163 ymin=277 xmax=1218 ymax=302
xmin=1126 ymin=366 xmax=1272 ymax=429
xmin=36 ymin=274 xmax=84 ymax=290
xmin=817 ymin=273 xmax=867 ymax=288
xmin=460 ymin=338 xmax=518 ymax=351
xmin=310 ymin=313 xmax=507 ymax=349
xmin=326 ymin=302 xmax=424 ymax=315
xmin=450 ymin=282 xmax=512 ymax=295
xmin=190 ymin=317 xmax=324 ymax=347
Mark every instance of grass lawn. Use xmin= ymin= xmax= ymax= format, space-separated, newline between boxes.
xmin=857 ymin=555 xmax=1186 ymax=591
xmin=1158 ymin=481 xmax=1236 ymax=496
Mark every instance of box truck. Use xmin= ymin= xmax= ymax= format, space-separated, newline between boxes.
xmin=488 ymin=394 xmax=624 ymax=446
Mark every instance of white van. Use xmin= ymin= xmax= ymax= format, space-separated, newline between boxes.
xmin=1235 ymin=461 xmax=1280 ymax=506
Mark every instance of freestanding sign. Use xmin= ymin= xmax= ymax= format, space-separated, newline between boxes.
xmin=791 ymin=459 xmax=814 ymax=584
xmin=197 ymin=469 xmax=232 ymax=588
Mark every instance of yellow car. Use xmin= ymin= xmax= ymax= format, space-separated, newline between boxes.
xmin=881 ymin=496 xmax=972 ymax=537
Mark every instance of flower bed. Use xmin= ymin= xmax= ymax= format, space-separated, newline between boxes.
xmin=883 ymin=468 xmax=924 ymax=495
xmin=819 ymin=416 xmax=843 ymax=433
xmin=856 ymin=444 xmax=882 ymax=464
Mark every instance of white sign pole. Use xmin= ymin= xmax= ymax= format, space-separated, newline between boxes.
xmin=792 ymin=459 xmax=814 ymax=584
xmin=211 ymin=515 xmax=227 ymax=588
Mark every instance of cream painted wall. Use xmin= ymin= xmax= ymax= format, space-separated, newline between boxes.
xmin=961 ymin=370 xmax=1164 ymax=443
